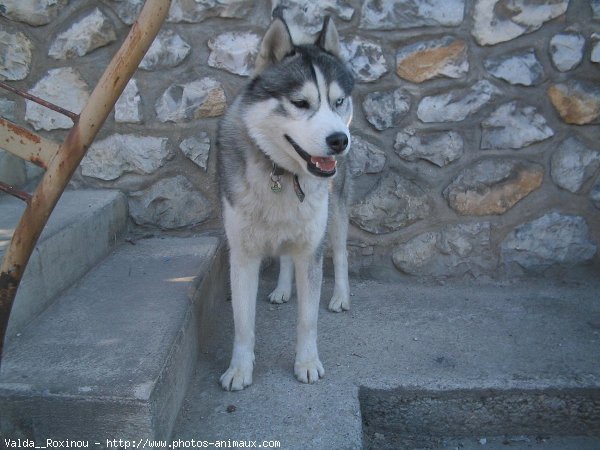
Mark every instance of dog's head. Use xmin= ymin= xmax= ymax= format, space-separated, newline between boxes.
xmin=242 ymin=15 xmax=354 ymax=178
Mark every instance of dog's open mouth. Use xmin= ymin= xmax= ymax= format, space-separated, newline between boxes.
xmin=284 ymin=134 xmax=337 ymax=177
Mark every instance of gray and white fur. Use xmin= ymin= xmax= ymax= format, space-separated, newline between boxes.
xmin=216 ymin=15 xmax=354 ymax=391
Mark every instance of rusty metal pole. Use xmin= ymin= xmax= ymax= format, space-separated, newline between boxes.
xmin=0 ymin=0 xmax=172 ymax=360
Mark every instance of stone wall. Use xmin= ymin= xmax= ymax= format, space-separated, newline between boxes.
xmin=1 ymin=0 xmax=599 ymax=280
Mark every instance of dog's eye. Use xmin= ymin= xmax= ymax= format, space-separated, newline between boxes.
xmin=291 ymin=99 xmax=310 ymax=109
xmin=335 ymin=97 xmax=345 ymax=107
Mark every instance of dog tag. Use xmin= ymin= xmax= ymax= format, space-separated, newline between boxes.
xmin=270 ymin=164 xmax=283 ymax=193
xmin=271 ymin=177 xmax=282 ymax=193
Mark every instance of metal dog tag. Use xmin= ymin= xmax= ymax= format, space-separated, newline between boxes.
xmin=270 ymin=164 xmax=283 ymax=193
xmin=270 ymin=176 xmax=282 ymax=193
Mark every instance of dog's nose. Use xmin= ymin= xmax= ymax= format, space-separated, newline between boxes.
xmin=326 ymin=132 xmax=348 ymax=154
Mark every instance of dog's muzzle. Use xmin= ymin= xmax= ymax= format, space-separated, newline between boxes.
xmin=284 ymin=134 xmax=338 ymax=178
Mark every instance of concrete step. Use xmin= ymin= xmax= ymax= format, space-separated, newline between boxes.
xmin=0 ymin=236 xmax=226 ymax=443
xmin=0 ymin=189 xmax=128 ymax=338
xmin=173 ymin=275 xmax=600 ymax=450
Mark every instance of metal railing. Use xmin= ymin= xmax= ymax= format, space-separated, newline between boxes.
xmin=0 ymin=0 xmax=172 ymax=364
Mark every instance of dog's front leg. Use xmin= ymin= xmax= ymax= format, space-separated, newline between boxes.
xmin=293 ymin=251 xmax=325 ymax=383
xmin=220 ymin=251 xmax=261 ymax=391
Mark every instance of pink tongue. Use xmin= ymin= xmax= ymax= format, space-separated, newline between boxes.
xmin=310 ymin=156 xmax=337 ymax=172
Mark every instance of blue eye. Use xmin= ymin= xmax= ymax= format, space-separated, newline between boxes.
xmin=291 ymin=99 xmax=310 ymax=109
xmin=335 ymin=97 xmax=345 ymax=107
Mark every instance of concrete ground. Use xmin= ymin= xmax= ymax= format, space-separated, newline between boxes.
xmin=2 ymin=184 xmax=598 ymax=448
xmin=173 ymin=271 xmax=600 ymax=449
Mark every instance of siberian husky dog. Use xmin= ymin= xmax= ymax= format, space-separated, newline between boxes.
xmin=216 ymin=15 xmax=354 ymax=391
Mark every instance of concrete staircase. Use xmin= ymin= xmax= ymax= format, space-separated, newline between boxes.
xmin=0 ymin=190 xmax=128 ymax=338
xmin=0 ymin=190 xmax=227 ymax=443
xmin=1 ymin=189 xmax=599 ymax=449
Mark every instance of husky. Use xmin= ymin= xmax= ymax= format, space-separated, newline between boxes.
xmin=216 ymin=14 xmax=354 ymax=391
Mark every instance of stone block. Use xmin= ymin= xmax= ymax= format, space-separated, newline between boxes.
xmin=140 ymin=29 xmax=190 ymax=71
xmin=207 ymin=31 xmax=260 ymax=77
xmin=48 ymin=8 xmax=116 ymax=60
xmin=180 ymin=132 xmax=211 ymax=171
xmin=129 ymin=176 xmax=212 ymax=229
xmin=548 ymin=81 xmax=600 ymax=125
xmin=114 ymin=79 xmax=143 ymax=124
xmin=168 ymin=0 xmax=252 ymax=23
xmin=395 ymin=129 xmax=463 ymax=167
xmin=271 ymin=0 xmax=354 ymax=34
xmin=501 ymin=213 xmax=597 ymax=272
xmin=551 ymin=137 xmax=600 ymax=193
xmin=484 ymin=49 xmax=544 ymax=86
xmin=25 ymin=68 xmax=90 ymax=131
xmin=417 ymin=80 xmax=500 ymax=123
xmin=393 ymin=222 xmax=496 ymax=277
xmin=363 ymin=88 xmax=410 ymax=131
xmin=396 ymin=36 xmax=468 ymax=83
xmin=0 ymin=0 xmax=68 ymax=26
xmin=350 ymin=174 xmax=431 ymax=234
xmin=481 ymin=102 xmax=554 ymax=150
xmin=81 ymin=134 xmax=171 ymax=181
xmin=443 ymin=159 xmax=543 ymax=216
xmin=472 ymin=0 xmax=569 ymax=46
xmin=156 ymin=78 xmax=226 ymax=122
xmin=360 ymin=0 xmax=464 ymax=30
xmin=0 ymin=30 xmax=32 ymax=81
xmin=108 ymin=0 xmax=144 ymax=24
xmin=550 ymin=30 xmax=585 ymax=72
xmin=348 ymin=135 xmax=386 ymax=176
xmin=341 ymin=37 xmax=388 ymax=83
xmin=592 ymin=33 xmax=600 ymax=63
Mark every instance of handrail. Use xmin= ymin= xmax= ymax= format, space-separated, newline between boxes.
xmin=0 ymin=0 xmax=172 ymax=363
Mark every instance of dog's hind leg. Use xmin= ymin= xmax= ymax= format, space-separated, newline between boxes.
xmin=293 ymin=250 xmax=325 ymax=384
xmin=220 ymin=251 xmax=261 ymax=391
xmin=328 ymin=201 xmax=350 ymax=312
xmin=268 ymin=254 xmax=293 ymax=304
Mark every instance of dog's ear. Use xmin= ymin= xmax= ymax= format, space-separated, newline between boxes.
xmin=254 ymin=18 xmax=294 ymax=75
xmin=316 ymin=16 xmax=340 ymax=57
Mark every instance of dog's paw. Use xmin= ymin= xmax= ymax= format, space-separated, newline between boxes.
xmin=328 ymin=291 xmax=350 ymax=312
xmin=220 ymin=362 xmax=253 ymax=391
xmin=268 ymin=287 xmax=291 ymax=304
xmin=294 ymin=358 xmax=325 ymax=384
